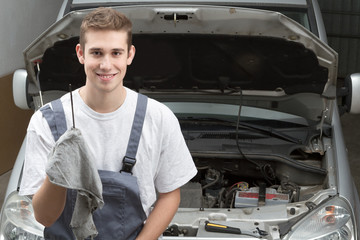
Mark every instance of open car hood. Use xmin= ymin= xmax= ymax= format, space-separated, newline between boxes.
xmin=23 ymin=4 xmax=338 ymax=122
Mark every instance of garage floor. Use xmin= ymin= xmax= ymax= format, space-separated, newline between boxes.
xmin=0 ymin=113 xmax=359 ymax=209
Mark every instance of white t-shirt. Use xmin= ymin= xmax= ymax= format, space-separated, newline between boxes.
xmin=19 ymin=87 xmax=197 ymax=216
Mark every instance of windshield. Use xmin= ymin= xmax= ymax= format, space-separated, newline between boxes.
xmin=171 ymin=100 xmax=322 ymax=161
xmin=280 ymin=10 xmax=310 ymax=30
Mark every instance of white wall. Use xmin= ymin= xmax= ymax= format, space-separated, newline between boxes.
xmin=0 ymin=0 xmax=64 ymax=77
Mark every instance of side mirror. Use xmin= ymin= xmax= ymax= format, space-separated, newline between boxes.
xmin=12 ymin=69 xmax=31 ymax=110
xmin=338 ymin=73 xmax=360 ymax=115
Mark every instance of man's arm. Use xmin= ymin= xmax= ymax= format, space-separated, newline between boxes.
xmin=136 ymin=188 xmax=180 ymax=240
xmin=32 ymin=176 xmax=67 ymax=227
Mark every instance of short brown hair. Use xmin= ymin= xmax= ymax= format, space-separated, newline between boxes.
xmin=79 ymin=7 xmax=132 ymax=50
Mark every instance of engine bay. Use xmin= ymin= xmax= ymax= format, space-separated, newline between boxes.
xmin=166 ymin=151 xmax=329 ymax=238
xmin=180 ymin=152 xmax=327 ymax=210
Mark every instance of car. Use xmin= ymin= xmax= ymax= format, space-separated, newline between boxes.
xmin=2 ymin=0 xmax=360 ymax=239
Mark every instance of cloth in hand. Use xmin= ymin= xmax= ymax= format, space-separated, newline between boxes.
xmin=46 ymin=128 xmax=104 ymax=240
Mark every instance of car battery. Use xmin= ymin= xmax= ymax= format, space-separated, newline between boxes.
xmin=234 ymin=187 xmax=289 ymax=208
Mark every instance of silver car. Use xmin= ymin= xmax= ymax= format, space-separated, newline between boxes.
xmin=2 ymin=0 xmax=360 ymax=239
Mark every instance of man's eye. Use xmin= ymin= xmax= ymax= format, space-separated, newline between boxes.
xmin=113 ymin=52 xmax=122 ymax=56
xmin=91 ymin=51 xmax=101 ymax=56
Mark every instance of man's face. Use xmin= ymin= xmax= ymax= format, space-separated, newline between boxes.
xmin=76 ymin=29 xmax=135 ymax=94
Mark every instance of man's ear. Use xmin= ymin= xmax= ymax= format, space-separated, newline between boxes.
xmin=76 ymin=44 xmax=85 ymax=64
xmin=127 ymin=45 xmax=136 ymax=65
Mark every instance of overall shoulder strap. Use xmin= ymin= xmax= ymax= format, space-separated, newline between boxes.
xmin=121 ymin=93 xmax=148 ymax=174
xmin=40 ymin=99 xmax=67 ymax=142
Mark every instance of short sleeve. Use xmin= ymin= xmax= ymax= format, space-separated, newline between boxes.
xmin=19 ymin=111 xmax=55 ymax=196
xmin=154 ymin=109 xmax=197 ymax=193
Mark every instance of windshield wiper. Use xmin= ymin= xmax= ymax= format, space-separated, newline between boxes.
xmin=179 ymin=117 xmax=234 ymax=125
xmin=179 ymin=117 xmax=303 ymax=144
xmin=236 ymin=121 xmax=303 ymax=144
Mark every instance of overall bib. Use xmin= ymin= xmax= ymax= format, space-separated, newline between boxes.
xmin=40 ymin=94 xmax=148 ymax=240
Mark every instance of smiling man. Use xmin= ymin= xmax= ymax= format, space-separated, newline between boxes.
xmin=76 ymin=28 xmax=133 ymax=112
xmin=19 ymin=7 xmax=197 ymax=240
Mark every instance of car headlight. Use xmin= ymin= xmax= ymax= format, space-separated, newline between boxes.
xmin=285 ymin=196 xmax=355 ymax=240
xmin=0 ymin=191 xmax=44 ymax=240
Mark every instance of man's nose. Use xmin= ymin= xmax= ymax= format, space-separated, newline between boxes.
xmin=100 ymin=55 xmax=111 ymax=70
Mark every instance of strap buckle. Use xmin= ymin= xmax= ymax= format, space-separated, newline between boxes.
xmin=121 ymin=156 xmax=136 ymax=174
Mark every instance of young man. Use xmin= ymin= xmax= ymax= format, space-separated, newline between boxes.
xmin=19 ymin=7 xmax=197 ymax=240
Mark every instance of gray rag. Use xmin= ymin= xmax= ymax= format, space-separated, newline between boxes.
xmin=46 ymin=128 xmax=104 ymax=240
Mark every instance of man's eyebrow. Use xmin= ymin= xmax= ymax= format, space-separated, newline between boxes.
xmin=112 ymin=48 xmax=125 ymax=52
xmin=88 ymin=48 xmax=125 ymax=51
xmin=89 ymin=48 xmax=102 ymax=51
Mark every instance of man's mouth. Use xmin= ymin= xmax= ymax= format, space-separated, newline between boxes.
xmin=96 ymin=73 xmax=118 ymax=81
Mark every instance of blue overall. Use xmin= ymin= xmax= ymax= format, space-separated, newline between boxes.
xmin=40 ymin=94 xmax=148 ymax=240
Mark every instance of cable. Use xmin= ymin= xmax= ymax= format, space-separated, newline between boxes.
xmin=235 ymin=87 xmax=276 ymax=186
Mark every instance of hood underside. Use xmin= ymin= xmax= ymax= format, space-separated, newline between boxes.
xmin=24 ymin=4 xmax=338 ymax=121
xmin=39 ymin=34 xmax=328 ymax=93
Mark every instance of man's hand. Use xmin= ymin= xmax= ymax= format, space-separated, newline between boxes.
xmin=32 ymin=176 xmax=67 ymax=227
xmin=136 ymin=188 xmax=180 ymax=240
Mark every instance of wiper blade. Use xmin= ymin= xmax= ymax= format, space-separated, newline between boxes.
xmin=180 ymin=117 xmax=303 ymax=144
xmin=179 ymin=117 xmax=235 ymax=126
xmin=236 ymin=121 xmax=303 ymax=144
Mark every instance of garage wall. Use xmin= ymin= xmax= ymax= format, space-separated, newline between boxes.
xmin=318 ymin=0 xmax=360 ymax=78
xmin=0 ymin=74 xmax=33 ymax=174
xmin=0 ymin=0 xmax=64 ymax=76
xmin=0 ymin=0 xmax=63 ymax=175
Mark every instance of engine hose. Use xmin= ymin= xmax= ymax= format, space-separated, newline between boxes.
xmin=202 ymin=172 xmax=220 ymax=189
